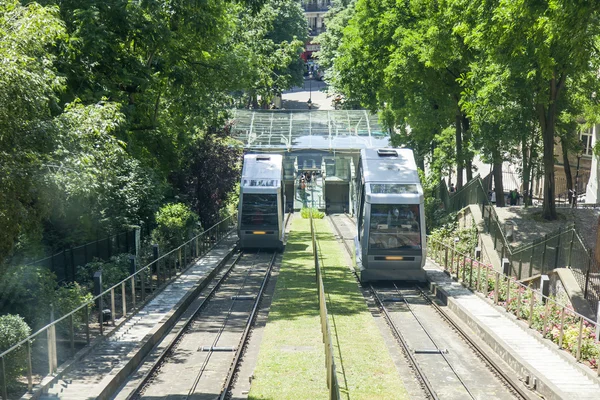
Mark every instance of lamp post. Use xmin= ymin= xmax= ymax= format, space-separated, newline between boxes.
xmin=308 ymin=72 xmax=313 ymax=109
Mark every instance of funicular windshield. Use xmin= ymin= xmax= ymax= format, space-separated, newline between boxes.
xmin=241 ymin=194 xmax=279 ymax=228
xmin=368 ymin=204 xmax=421 ymax=250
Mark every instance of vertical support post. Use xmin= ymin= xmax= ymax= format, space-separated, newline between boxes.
xmin=130 ymin=276 xmax=136 ymax=310
xmin=195 ymin=237 xmax=200 ymax=258
xmin=85 ymin=304 xmax=90 ymax=345
xmin=559 ymin=307 xmax=566 ymax=348
xmin=184 ymin=243 xmax=188 ymax=267
xmin=153 ymin=244 xmax=160 ymax=286
xmin=584 ymin=258 xmax=592 ymax=298
xmin=141 ymin=269 xmax=146 ymax=302
xmin=48 ymin=305 xmax=57 ymax=374
xmin=27 ymin=341 xmax=33 ymax=392
xmin=567 ymin=229 xmax=575 ymax=267
xmin=462 ymin=255 xmax=466 ymax=282
xmin=129 ymin=256 xmax=136 ymax=310
xmin=576 ymin=318 xmax=584 ymax=361
xmin=69 ymin=314 xmax=75 ymax=356
xmin=469 ymin=258 xmax=474 ymax=288
xmin=529 ymin=247 xmax=535 ymax=277
xmin=502 ymin=258 xmax=510 ymax=277
xmin=178 ymin=248 xmax=182 ymax=270
xmin=135 ymin=226 xmax=141 ymax=257
xmin=518 ymin=253 xmax=523 ymax=280
xmin=122 ymin=282 xmax=127 ymax=317
xmin=494 ymin=272 xmax=500 ymax=304
xmin=516 ymin=290 xmax=522 ymax=319
xmin=444 ymin=246 xmax=449 ymax=272
xmin=93 ymin=271 xmax=103 ymax=336
xmin=1 ymin=357 xmax=7 ymax=400
xmin=595 ymin=302 xmax=600 ymax=342
xmin=110 ymin=288 xmax=116 ymax=326
xmin=554 ymin=228 xmax=562 ymax=269
xmin=528 ymin=288 xmax=535 ymax=328
xmin=541 ymin=234 xmax=548 ymax=274
xmin=540 ymin=275 xmax=550 ymax=304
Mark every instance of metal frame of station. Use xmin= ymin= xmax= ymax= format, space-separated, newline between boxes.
xmin=230 ymin=110 xmax=391 ymax=213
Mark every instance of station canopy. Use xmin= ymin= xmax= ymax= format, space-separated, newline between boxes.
xmin=230 ymin=110 xmax=391 ymax=151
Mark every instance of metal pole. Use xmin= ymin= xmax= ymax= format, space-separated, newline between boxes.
xmin=122 ymin=282 xmax=127 ymax=317
xmin=1 ymin=357 xmax=7 ymax=400
xmin=27 ymin=341 xmax=33 ymax=392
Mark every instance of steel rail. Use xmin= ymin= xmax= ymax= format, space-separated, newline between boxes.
xmin=369 ymin=284 xmax=440 ymax=400
xmin=219 ymin=251 xmax=278 ymax=400
xmin=393 ymin=284 xmax=476 ymax=400
xmin=186 ymin=250 xmax=267 ymax=398
xmin=413 ymin=286 xmax=534 ymax=400
xmin=127 ymin=251 xmax=244 ymax=400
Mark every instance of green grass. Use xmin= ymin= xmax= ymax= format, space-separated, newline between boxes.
xmin=248 ymin=218 xmax=328 ymax=400
xmin=314 ymin=219 xmax=409 ymax=400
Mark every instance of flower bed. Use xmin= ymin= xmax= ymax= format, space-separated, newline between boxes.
xmin=429 ymin=238 xmax=600 ymax=372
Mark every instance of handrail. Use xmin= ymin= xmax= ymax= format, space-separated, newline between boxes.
xmin=0 ymin=214 xmax=237 ymax=395
xmin=428 ymin=236 xmax=600 ymax=374
xmin=309 ymin=213 xmax=341 ymax=400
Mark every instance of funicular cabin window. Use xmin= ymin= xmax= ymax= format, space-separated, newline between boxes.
xmin=241 ymin=194 xmax=278 ymax=227
xmin=369 ymin=204 xmax=421 ymax=250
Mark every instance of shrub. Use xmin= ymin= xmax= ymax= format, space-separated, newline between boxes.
xmin=0 ymin=315 xmax=32 ymax=388
xmin=0 ymin=265 xmax=57 ymax=330
xmin=301 ymin=208 xmax=324 ymax=219
xmin=76 ymin=253 xmax=132 ymax=292
xmin=152 ymin=203 xmax=200 ymax=252
xmin=54 ymin=283 xmax=93 ymax=334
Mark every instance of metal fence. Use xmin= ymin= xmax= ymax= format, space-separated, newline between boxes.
xmin=428 ymin=236 xmax=600 ymax=376
xmin=6 ymin=225 xmax=152 ymax=283
xmin=436 ymin=176 xmax=600 ymax=315
xmin=0 ymin=215 xmax=237 ymax=399
xmin=309 ymin=213 xmax=341 ymax=400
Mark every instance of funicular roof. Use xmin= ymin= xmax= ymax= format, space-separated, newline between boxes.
xmin=230 ymin=110 xmax=390 ymax=151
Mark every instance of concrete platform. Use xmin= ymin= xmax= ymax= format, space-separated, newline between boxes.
xmin=426 ymin=259 xmax=600 ymax=400
xmin=32 ymin=235 xmax=237 ymax=400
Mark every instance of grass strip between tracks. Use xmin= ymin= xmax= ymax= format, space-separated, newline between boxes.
xmin=314 ymin=219 xmax=409 ymax=400
xmin=248 ymin=217 xmax=328 ymax=400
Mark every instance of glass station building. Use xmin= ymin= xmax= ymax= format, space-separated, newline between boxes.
xmin=230 ymin=110 xmax=391 ymax=213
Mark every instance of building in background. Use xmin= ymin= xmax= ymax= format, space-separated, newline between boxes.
xmin=300 ymin=0 xmax=331 ymax=73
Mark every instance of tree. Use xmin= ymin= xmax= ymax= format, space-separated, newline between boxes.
xmin=458 ymin=0 xmax=600 ymax=219
xmin=0 ymin=0 xmax=65 ymax=263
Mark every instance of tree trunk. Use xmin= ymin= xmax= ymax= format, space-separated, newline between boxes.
xmin=462 ymin=114 xmax=473 ymax=181
xmin=561 ymin=137 xmax=573 ymax=205
xmin=539 ymin=73 xmax=565 ymax=220
xmin=493 ymin=149 xmax=505 ymax=207
xmin=522 ymin=136 xmax=531 ymax=207
xmin=455 ymin=112 xmax=463 ymax=189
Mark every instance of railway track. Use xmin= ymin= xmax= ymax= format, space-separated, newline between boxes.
xmin=126 ymin=250 xmax=277 ymax=400
xmin=327 ymin=214 xmax=535 ymax=400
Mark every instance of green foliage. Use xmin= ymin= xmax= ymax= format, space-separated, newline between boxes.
xmin=300 ymin=208 xmax=325 ymax=219
xmin=0 ymin=265 xmax=57 ymax=330
xmin=0 ymin=314 xmax=32 ymax=387
xmin=152 ymin=203 xmax=200 ymax=252
xmin=0 ymin=0 xmax=66 ymax=263
xmin=54 ymin=283 xmax=93 ymax=334
xmin=76 ymin=254 xmax=132 ymax=292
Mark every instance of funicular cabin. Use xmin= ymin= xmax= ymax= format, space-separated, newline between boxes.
xmin=354 ymin=148 xmax=426 ymax=282
xmin=238 ymin=154 xmax=285 ymax=249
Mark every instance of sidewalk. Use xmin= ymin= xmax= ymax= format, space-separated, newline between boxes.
xmin=35 ymin=235 xmax=237 ymax=400
xmin=427 ymin=260 xmax=600 ymax=400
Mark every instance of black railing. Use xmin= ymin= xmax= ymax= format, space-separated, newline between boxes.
xmin=435 ymin=175 xmax=600 ymax=316
xmin=4 ymin=225 xmax=152 ymax=283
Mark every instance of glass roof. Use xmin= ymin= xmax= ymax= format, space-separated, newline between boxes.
xmin=230 ymin=110 xmax=390 ymax=150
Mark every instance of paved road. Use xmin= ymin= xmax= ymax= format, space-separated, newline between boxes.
xmin=281 ymin=78 xmax=332 ymax=110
